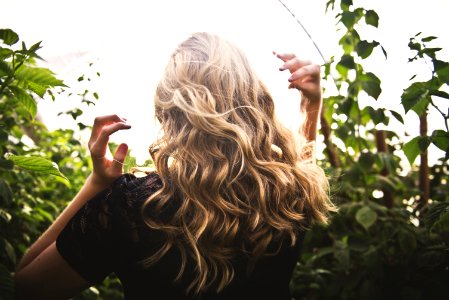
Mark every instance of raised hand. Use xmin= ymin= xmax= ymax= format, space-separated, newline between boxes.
xmin=88 ymin=114 xmax=131 ymax=188
xmin=275 ymin=52 xmax=322 ymax=109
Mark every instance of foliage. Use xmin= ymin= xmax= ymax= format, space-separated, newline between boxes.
xmin=0 ymin=28 xmax=123 ymax=300
xmin=289 ymin=0 xmax=449 ymax=299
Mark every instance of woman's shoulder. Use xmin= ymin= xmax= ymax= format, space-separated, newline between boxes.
xmin=110 ymin=172 xmax=162 ymax=198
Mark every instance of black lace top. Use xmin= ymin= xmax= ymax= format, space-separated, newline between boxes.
xmin=56 ymin=173 xmax=303 ymax=300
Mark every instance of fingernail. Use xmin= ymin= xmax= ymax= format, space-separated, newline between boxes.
xmin=288 ymin=76 xmax=293 ymax=82
xmin=279 ymin=67 xmax=285 ymax=71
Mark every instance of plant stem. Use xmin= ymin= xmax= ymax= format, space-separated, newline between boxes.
xmin=418 ymin=112 xmax=429 ymax=209
xmin=375 ymin=130 xmax=394 ymax=208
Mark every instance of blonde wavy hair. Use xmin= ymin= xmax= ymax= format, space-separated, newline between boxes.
xmin=141 ymin=32 xmax=334 ymax=294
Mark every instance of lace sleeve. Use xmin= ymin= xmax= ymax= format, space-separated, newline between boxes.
xmin=55 ymin=173 xmax=158 ymax=283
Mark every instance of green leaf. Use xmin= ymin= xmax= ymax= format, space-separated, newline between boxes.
xmin=430 ymin=210 xmax=449 ymax=235
xmin=381 ymin=46 xmax=388 ymax=59
xmin=433 ymin=59 xmax=449 ymax=84
xmin=15 ymin=66 xmax=66 ymax=98
xmin=0 ymin=29 xmax=19 ymax=46
xmin=389 ymin=110 xmax=404 ymax=124
xmin=356 ymin=40 xmax=379 ymax=59
xmin=0 ymin=179 xmax=12 ymax=205
xmin=403 ymin=137 xmax=420 ymax=165
xmin=421 ymin=47 xmax=442 ymax=59
xmin=366 ymin=107 xmax=385 ymax=124
xmin=0 ymin=209 xmax=12 ymax=224
xmin=430 ymin=90 xmax=449 ymax=99
xmin=431 ymin=130 xmax=449 ymax=151
xmin=356 ymin=206 xmax=377 ymax=230
xmin=0 ymin=238 xmax=16 ymax=265
xmin=401 ymin=82 xmax=429 ymax=114
xmin=422 ymin=36 xmax=438 ymax=42
xmin=340 ymin=0 xmax=353 ymax=10
xmin=365 ymin=10 xmax=379 ymax=27
xmin=0 ymin=47 xmax=13 ymax=60
xmin=360 ymin=72 xmax=382 ymax=100
xmin=338 ymin=55 xmax=356 ymax=70
xmin=418 ymin=136 xmax=431 ymax=152
xmin=4 ymin=153 xmax=69 ymax=182
xmin=340 ymin=11 xmax=359 ymax=29
xmin=9 ymin=85 xmax=37 ymax=119
xmin=0 ymin=61 xmax=13 ymax=77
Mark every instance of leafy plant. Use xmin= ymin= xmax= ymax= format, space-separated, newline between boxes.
xmin=289 ymin=1 xmax=449 ymax=299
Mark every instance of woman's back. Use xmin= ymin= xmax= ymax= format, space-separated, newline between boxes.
xmin=56 ymin=173 xmax=303 ymax=299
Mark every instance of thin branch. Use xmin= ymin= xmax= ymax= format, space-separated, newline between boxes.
xmin=277 ymin=0 xmax=327 ymax=63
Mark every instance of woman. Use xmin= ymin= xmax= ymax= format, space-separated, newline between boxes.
xmin=15 ymin=32 xmax=335 ymax=299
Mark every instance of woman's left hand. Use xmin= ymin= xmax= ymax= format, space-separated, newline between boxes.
xmin=275 ymin=52 xmax=322 ymax=109
xmin=88 ymin=114 xmax=131 ymax=188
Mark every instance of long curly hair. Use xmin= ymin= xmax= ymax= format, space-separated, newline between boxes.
xmin=141 ymin=32 xmax=335 ymax=294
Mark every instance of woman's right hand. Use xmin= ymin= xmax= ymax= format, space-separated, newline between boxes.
xmin=88 ymin=114 xmax=131 ymax=188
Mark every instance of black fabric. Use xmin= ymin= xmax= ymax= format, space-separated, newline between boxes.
xmin=56 ymin=173 xmax=303 ymax=300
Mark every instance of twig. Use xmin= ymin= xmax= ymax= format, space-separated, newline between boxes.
xmin=277 ymin=0 xmax=327 ymax=63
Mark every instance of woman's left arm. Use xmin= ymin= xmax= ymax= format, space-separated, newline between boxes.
xmin=275 ymin=53 xmax=323 ymax=143
xmin=14 ymin=115 xmax=130 ymax=300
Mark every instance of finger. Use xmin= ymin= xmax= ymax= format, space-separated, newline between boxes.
xmin=96 ymin=122 xmax=131 ymax=147
xmin=280 ymin=58 xmax=312 ymax=72
xmin=288 ymin=64 xmax=321 ymax=82
xmin=274 ymin=52 xmax=296 ymax=62
xmin=89 ymin=122 xmax=131 ymax=157
xmin=111 ymin=143 xmax=129 ymax=172
xmin=90 ymin=114 xmax=126 ymax=142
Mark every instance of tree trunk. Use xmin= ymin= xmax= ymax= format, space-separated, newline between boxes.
xmin=418 ymin=112 xmax=430 ymax=209
xmin=375 ymin=130 xmax=394 ymax=208
xmin=320 ymin=108 xmax=340 ymax=168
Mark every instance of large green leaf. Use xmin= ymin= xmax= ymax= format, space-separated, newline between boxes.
xmin=356 ymin=40 xmax=379 ymax=59
xmin=0 ymin=29 xmax=19 ymax=46
xmin=360 ymin=72 xmax=382 ymax=100
xmin=8 ymin=85 xmax=37 ymax=119
xmin=401 ymin=82 xmax=429 ymax=114
xmin=355 ymin=206 xmax=377 ymax=230
xmin=431 ymin=130 xmax=449 ymax=151
xmin=365 ymin=10 xmax=379 ymax=27
xmin=402 ymin=137 xmax=420 ymax=165
xmin=15 ymin=66 xmax=66 ymax=97
xmin=4 ymin=153 xmax=68 ymax=182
